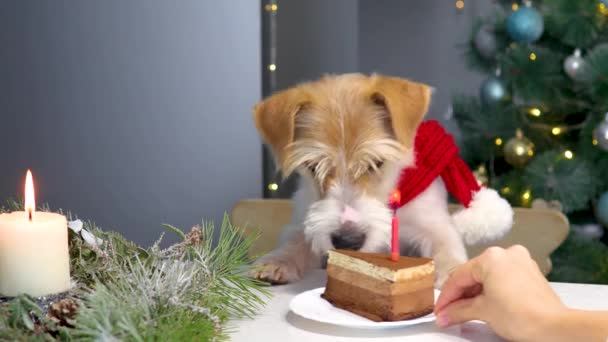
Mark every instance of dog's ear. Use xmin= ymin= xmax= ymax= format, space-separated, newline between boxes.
xmin=369 ymin=75 xmax=432 ymax=148
xmin=253 ymin=87 xmax=310 ymax=169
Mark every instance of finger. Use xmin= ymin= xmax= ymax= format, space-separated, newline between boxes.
xmin=435 ymin=247 xmax=501 ymax=313
xmin=462 ymin=283 xmax=483 ymax=299
xmin=435 ymin=258 xmax=482 ymax=313
xmin=507 ymin=244 xmax=531 ymax=259
xmin=507 ymin=245 xmax=546 ymax=280
xmin=436 ymin=295 xmax=483 ymax=328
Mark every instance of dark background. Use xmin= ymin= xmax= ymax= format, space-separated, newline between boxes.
xmin=0 ymin=0 xmax=492 ymax=246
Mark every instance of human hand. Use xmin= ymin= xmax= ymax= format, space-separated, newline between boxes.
xmin=434 ymin=245 xmax=566 ymax=341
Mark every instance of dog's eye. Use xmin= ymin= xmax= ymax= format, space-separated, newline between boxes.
xmin=307 ymin=163 xmax=318 ymax=174
xmin=369 ymin=160 xmax=384 ymax=172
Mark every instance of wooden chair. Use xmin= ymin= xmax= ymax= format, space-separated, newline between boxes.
xmin=231 ymin=199 xmax=569 ymax=275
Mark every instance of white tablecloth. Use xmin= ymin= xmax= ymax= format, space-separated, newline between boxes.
xmin=230 ymin=270 xmax=608 ymax=341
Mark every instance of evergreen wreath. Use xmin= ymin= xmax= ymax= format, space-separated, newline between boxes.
xmin=0 ymin=199 xmax=269 ymax=341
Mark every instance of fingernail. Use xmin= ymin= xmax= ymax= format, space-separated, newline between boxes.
xmin=436 ymin=312 xmax=449 ymax=328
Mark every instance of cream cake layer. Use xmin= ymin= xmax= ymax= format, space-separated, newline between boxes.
xmin=327 ymin=250 xmax=435 ymax=282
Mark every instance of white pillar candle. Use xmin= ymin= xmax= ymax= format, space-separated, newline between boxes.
xmin=0 ymin=170 xmax=70 ymax=297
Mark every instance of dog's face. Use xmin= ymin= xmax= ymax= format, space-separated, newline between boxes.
xmin=254 ymin=74 xmax=432 ymax=257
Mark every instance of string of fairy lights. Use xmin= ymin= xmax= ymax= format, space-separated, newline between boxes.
xmin=455 ymin=0 xmax=608 ymax=14
xmin=455 ymin=0 xmax=608 ymax=207
xmin=262 ymin=0 xmax=280 ymax=197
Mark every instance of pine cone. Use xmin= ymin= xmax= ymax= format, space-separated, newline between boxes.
xmin=184 ymin=225 xmax=203 ymax=246
xmin=172 ymin=224 xmax=204 ymax=255
xmin=48 ymin=298 xmax=79 ymax=327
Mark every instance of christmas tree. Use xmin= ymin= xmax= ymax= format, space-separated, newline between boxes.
xmin=453 ymin=0 xmax=608 ymax=283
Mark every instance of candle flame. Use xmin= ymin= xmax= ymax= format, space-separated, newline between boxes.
xmin=25 ymin=170 xmax=35 ymax=220
xmin=389 ymin=190 xmax=401 ymax=208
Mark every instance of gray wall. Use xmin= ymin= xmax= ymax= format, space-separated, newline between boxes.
xmin=276 ymin=0 xmax=359 ymax=89
xmin=358 ymin=0 xmax=494 ymax=133
xmin=262 ymin=0 xmax=359 ymax=197
xmin=0 ymin=1 xmax=262 ymax=246
xmin=275 ymin=0 xmax=494 ymax=133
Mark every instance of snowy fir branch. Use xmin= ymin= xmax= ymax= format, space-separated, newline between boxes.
xmin=0 ymin=201 xmax=270 ymax=341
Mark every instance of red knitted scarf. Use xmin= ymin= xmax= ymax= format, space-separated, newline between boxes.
xmin=391 ymin=120 xmax=480 ymax=209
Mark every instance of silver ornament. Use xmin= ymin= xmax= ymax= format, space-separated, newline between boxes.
xmin=480 ymin=75 xmax=509 ymax=106
xmin=594 ymin=113 xmax=608 ymax=152
xmin=572 ymin=224 xmax=604 ymax=240
xmin=596 ymin=191 xmax=608 ymax=228
xmin=563 ymin=49 xmax=586 ymax=81
xmin=474 ymin=26 xmax=497 ymax=59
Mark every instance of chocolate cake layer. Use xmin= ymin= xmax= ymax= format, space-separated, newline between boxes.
xmin=322 ymin=250 xmax=436 ymax=322
xmin=322 ymin=276 xmax=434 ymax=322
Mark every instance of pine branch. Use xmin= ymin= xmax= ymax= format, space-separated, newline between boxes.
xmin=543 ymin=0 xmax=608 ymax=48
xmin=0 ymin=206 xmax=270 ymax=341
xmin=578 ymin=113 xmax=608 ymax=190
xmin=0 ymin=295 xmax=55 ymax=341
xmin=580 ymin=43 xmax=608 ymax=109
xmin=549 ymin=231 xmax=608 ymax=284
xmin=1 ymin=198 xmax=24 ymax=212
xmin=452 ymin=94 xmax=521 ymax=164
xmin=499 ymin=45 xmax=568 ymax=103
xmin=493 ymin=169 xmax=529 ymax=206
xmin=452 ymin=94 xmax=521 ymax=138
xmin=525 ymin=150 xmax=597 ymax=213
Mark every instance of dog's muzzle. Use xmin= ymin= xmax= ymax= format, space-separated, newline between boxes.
xmin=330 ymin=226 xmax=366 ymax=250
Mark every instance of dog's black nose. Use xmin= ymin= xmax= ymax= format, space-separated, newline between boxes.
xmin=331 ymin=230 xmax=366 ymax=250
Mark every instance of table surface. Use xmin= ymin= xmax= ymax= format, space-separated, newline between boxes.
xmin=230 ymin=270 xmax=608 ymax=342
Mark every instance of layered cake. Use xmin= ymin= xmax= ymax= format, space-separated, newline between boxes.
xmin=321 ymin=250 xmax=435 ymax=321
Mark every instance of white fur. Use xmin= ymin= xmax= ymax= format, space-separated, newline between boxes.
xmin=452 ymin=187 xmax=514 ymax=245
xmin=255 ymin=168 xmax=469 ymax=287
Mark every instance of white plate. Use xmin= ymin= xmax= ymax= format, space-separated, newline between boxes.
xmin=289 ymin=287 xmax=438 ymax=329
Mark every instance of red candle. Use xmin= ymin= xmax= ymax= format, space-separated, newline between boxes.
xmin=389 ymin=190 xmax=401 ymax=261
xmin=391 ymin=215 xmax=399 ymax=261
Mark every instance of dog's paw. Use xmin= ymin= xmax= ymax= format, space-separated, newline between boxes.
xmin=250 ymin=256 xmax=302 ymax=285
xmin=433 ymin=253 xmax=466 ymax=288
xmin=435 ymin=267 xmax=454 ymax=289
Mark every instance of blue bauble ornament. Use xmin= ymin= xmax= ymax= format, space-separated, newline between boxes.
xmin=506 ymin=7 xmax=544 ymax=44
xmin=597 ymin=192 xmax=608 ymax=228
xmin=480 ymin=76 xmax=509 ymax=106
xmin=474 ymin=25 xmax=497 ymax=59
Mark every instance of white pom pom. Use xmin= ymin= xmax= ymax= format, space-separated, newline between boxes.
xmin=452 ymin=188 xmax=513 ymax=245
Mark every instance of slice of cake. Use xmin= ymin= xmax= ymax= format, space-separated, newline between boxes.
xmin=321 ymin=249 xmax=435 ymax=322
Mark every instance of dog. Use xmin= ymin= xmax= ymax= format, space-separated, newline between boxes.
xmin=250 ymin=73 xmax=470 ymax=287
